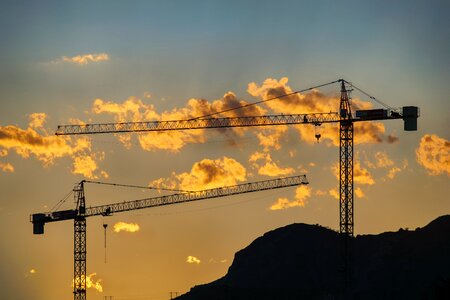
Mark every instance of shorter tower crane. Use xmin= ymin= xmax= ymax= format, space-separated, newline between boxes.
xmin=31 ymin=175 xmax=308 ymax=300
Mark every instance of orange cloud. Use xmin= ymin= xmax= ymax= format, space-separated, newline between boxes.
xmin=72 ymin=153 xmax=108 ymax=179
xmin=28 ymin=113 xmax=47 ymax=129
xmin=387 ymin=167 xmax=401 ymax=179
xmin=24 ymin=268 xmax=38 ymax=278
xmin=0 ymin=125 xmax=89 ymax=164
xmin=248 ymin=77 xmax=392 ymax=146
xmin=150 ymin=157 xmax=247 ymax=191
xmin=72 ymin=273 xmax=103 ymax=292
xmin=332 ymin=161 xmax=374 ymax=185
xmin=416 ymin=134 xmax=450 ymax=176
xmin=61 ymin=53 xmax=109 ymax=65
xmin=355 ymin=187 xmax=365 ymax=198
xmin=0 ymin=162 xmax=14 ymax=173
xmin=374 ymin=151 xmax=394 ymax=168
xmin=329 ymin=188 xmax=339 ymax=200
xmin=269 ymin=185 xmax=311 ymax=210
xmin=0 ymin=122 xmax=106 ymax=178
xmin=186 ymin=256 xmax=201 ymax=264
xmin=314 ymin=189 xmax=327 ymax=196
xmin=113 ymin=222 xmax=140 ymax=233
xmin=254 ymin=126 xmax=288 ymax=151
xmin=91 ymin=92 xmax=266 ymax=152
xmin=354 ymin=161 xmax=375 ymax=185
xmin=249 ymin=151 xmax=294 ymax=177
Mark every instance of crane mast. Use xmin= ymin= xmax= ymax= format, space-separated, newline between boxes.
xmin=31 ymin=175 xmax=308 ymax=300
xmin=339 ymin=81 xmax=353 ymax=237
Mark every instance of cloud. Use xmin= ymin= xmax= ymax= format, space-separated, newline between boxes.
xmin=0 ymin=162 xmax=14 ymax=173
xmin=314 ymin=189 xmax=327 ymax=196
xmin=332 ymin=161 xmax=375 ymax=185
xmin=329 ymin=188 xmax=339 ymax=200
xmin=72 ymin=153 xmax=108 ymax=179
xmin=374 ymin=151 xmax=394 ymax=168
xmin=25 ymin=268 xmax=37 ymax=278
xmin=355 ymin=187 xmax=365 ymax=198
xmin=248 ymin=77 xmax=392 ymax=146
xmin=90 ymin=93 xmax=265 ymax=152
xmin=113 ymin=222 xmax=140 ymax=233
xmin=387 ymin=134 xmax=399 ymax=144
xmin=0 ymin=125 xmax=88 ymax=164
xmin=255 ymin=126 xmax=288 ymax=151
xmin=28 ymin=113 xmax=47 ymax=129
xmin=387 ymin=167 xmax=401 ymax=179
xmin=72 ymin=273 xmax=103 ymax=292
xmin=249 ymin=151 xmax=294 ymax=177
xmin=61 ymin=53 xmax=109 ymax=65
xmin=150 ymin=157 xmax=247 ymax=191
xmin=416 ymin=134 xmax=450 ymax=176
xmin=186 ymin=256 xmax=201 ymax=264
xmin=354 ymin=161 xmax=375 ymax=185
xmin=0 ymin=121 xmax=106 ymax=178
xmin=269 ymin=185 xmax=311 ymax=210
xmin=87 ymin=77 xmax=395 ymax=153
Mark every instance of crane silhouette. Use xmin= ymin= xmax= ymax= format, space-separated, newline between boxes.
xmin=55 ymin=79 xmax=419 ymax=238
xmin=37 ymin=78 xmax=418 ymax=299
xmin=31 ymin=176 xmax=308 ymax=300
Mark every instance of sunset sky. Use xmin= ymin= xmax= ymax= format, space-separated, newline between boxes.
xmin=1 ymin=1 xmax=449 ymax=300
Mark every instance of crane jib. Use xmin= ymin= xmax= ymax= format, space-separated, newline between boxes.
xmin=30 ymin=175 xmax=308 ymax=234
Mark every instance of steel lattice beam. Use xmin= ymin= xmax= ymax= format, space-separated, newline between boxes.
xmin=55 ymin=113 xmax=340 ymax=135
xmin=339 ymin=81 xmax=354 ymax=237
xmin=85 ymin=175 xmax=308 ymax=217
xmin=73 ymin=183 xmax=86 ymax=300
xmin=339 ymin=121 xmax=353 ymax=236
xmin=74 ymin=217 xmax=86 ymax=300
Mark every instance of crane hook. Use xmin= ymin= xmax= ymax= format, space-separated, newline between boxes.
xmin=103 ymin=223 xmax=108 ymax=263
xmin=314 ymin=123 xmax=322 ymax=143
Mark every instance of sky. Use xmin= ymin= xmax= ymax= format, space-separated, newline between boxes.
xmin=0 ymin=1 xmax=449 ymax=299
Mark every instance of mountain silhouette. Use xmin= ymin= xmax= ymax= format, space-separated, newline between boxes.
xmin=176 ymin=215 xmax=450 ymax=300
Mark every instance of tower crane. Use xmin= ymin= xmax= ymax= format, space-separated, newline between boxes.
xmin=55 ymin=79 xmax=419 ymax=238
xmin=31 ymin=175 xmax=308 ymax=300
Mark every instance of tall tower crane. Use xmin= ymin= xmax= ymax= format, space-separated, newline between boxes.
xmin=31 ymin=175 xmax=308 ymax=300
xmin=55 ymin=79 xmax=419 ymax=238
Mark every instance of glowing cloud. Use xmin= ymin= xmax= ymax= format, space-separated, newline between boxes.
xmin=29 ymin=268 xmax=37 ymax=274
xmin=0 ymin=122 xmax=106 ymax=178
xmin=28 ymin=113 xmax=47 ymax=129
xmin=72 ymin=273 xmax=103 ymax=292
xmin=151 ymin=157 xmax=247 ymax=191
xmin=90 ymin=91 xmax=267 ymax=152
xmin=355 ymin=187 xmax=365 ymax=198
xmin=0 ymin=162 xmax=14 ymax=173
xmin=249 ymin=151 xmax=294 ymax=177
xmin=72 ymin=153 xmax=107 ymax=179
xmin=113 ymin=222 xmax=140 ymax=233
xmin=255 ymin=126 xmax=288 ymax=151
xmin=186 ymin=256 xmax=201 ymax=264
xmin=248 ymin=77 xmax=391 ymax=146
xmin=332 ymin=161 xmax=374 ymax=185
xmin=329 ymin=188 xmax=339 ymax=200
xmin=61 ymin=53 xmax=109 ymax=65
xmin=269 ymin=185 xmax=311 ymax=210
xmin=387 ymin=167 xmax=401 ymax=179
xmin=416 ymin=134 xmax=450 ymax=176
